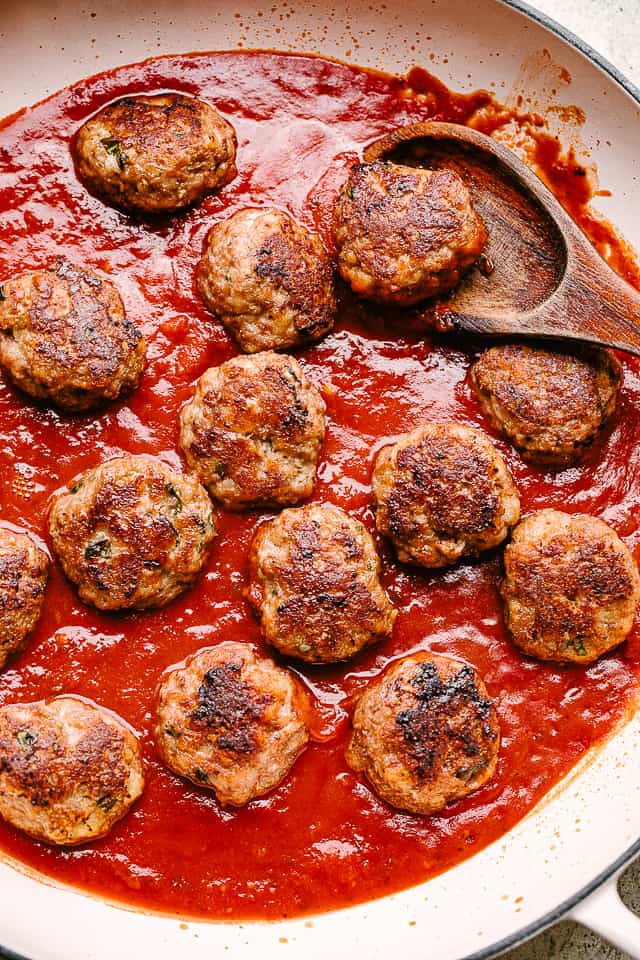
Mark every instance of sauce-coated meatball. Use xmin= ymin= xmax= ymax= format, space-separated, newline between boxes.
xmin=246 ymin=503 xmax=396 ymax=663
xmin=372 ymin=422 xmax=520 ymax=568
xmin=197 ymin=208 xmax=336 ymax=353
xmin=346 ymin=653 xmax=500 ymax=815
xmin=0 ymin=528 xmax=48 ymax=670
xmin=180 ymin=351 xmax=326 ymax=510
xmin=48 ymin=455 xmax=216 ymax=611
xmin=502 ymin=509 xmax=640 ymax=664
xmin=0 ymin=259 xmax=146 ymax=412
xmin=74 ymin=93 xmax=237 ymax=214
xmin=470 ymin=344 xmax=622 ymax=465
xmin=155 ymin=641 xmax=309 ymax=806
xmin=0 ymin=696 xmax=144 ymax=845
xmin=333 ymin=161 xmax=487 ymax=306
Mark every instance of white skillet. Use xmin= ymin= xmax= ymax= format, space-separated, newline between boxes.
xmin=1 ymin=1 xmax=640 ymax=957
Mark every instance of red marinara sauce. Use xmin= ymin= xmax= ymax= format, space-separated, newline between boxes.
xmin=1 ymin=51 xmax=640 ymax=922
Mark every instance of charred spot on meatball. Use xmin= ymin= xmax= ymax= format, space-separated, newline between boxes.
xmin=0 ymin=259 xmax=146 ymax=412
xmin=0 ymin=528 xmax=48 ymax=670
xmin=155 ymin=641 xmax=309 ymax=806
xmin=502 ymin=509 xmax=640 ymax=664
xmin=372 ymin=421 xmax=520 ymax=568
xmin=197 ymin=208 xmax=336 ymax=353
xmin=180 ymin=351 xmax=326 ymax=510
xmin=333 ymin=160 xmax=487 ymax=306
xmin=246 ymin=503 xmax=396 ymax=663
xmin=48 ymin=455 xmax=216 ymax=611
xmin=470 ymin=343 xmax=622 ymax=465
xmin=0 ymin=696 xmax=144 ymax=845
xmin=74 ymin=93 xmax=237 ymax=214
xmin=346 ymin=652 xmax=500 ymax=815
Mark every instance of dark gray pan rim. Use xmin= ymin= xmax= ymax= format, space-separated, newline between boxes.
xmin=2 ymin=2 xmax=640 ymax=958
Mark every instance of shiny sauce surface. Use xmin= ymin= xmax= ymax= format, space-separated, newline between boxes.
xmin=1 ymin=51 xmax=640 ymax=920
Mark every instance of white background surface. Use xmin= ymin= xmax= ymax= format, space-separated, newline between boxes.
xmin=501 ymin=9 xmax=640 ymax=960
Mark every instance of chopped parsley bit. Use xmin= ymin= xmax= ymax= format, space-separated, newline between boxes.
xmin=164 ymin=725 xmax=180 ymax=739
xmin=174 ymin=129 xmax=186 ymax=138
xmin=101 ymin=137 xmax=126 ymax=171
xmin=0 ymin=285 xmax=5 ymax=301
xmin=571 ymin=637 xmax=588 ymax=657
xmin=15 ymin=730 xmax=36 ymax=751
xmin=96 ymin=795 xmax=117 ymax=812
xmin=345 ymin=186 xmax=355 ymax=199
xmin=165 ymin=483 xmax=183 ymax=515
xmin=194 ymin=767 xmax=209 ymax=783
xmin=84 ymin=536 xmax=112 ymax=561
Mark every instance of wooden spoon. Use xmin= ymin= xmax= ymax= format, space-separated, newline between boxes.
xmin=363 ymin=121 xmax=640 ymax=356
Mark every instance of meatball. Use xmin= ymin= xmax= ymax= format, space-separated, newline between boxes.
xmin=372 ymin=422 xmax=520 ymax=568
xmin=155 ymin=641 xmax=309 ymax=806
xmin=197 ymin=207 xmax=336 ymax=353
xmin=48 ymin=455 xmax=216 ymax=611
xmin=0 ymin=258 xmax=146 ymax=412
xmin=502 ymin=509 xmax=640 ymax=664
xmin=333 ymin=160 xmax=487 ymax=306
xmin=180 ymin=351 xmax=326 ymax=510
xmin=246 ymin=503 xmax=396 ymax=663
xmin=0 ymin=696 xmax=144 ymax=845
xmin=470 ymin=344 xmax=622 ymax=465
xmin=0 ymin=528 xmax=48 ymax=670
xmin=346 ymin=652 xmax=500 ymax=815
xmin=74 ymin=93 xmax=237 ymax=214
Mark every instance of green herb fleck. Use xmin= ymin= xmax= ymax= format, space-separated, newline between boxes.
xmin=174 ymin=129 xmax=186 ymax=139
xmin=101 ymin=137 xmax=126 ymax=170
xmin=345 ymin=186 xmax=355 ymax=199
xmin=434 ymin=450 xmax=446 ymax=460
xmin=96 ymin=795 xmax=117 ymax=812
xmin=84 ymin=536 xmax=112 ymax=561
xmin=0 ymin=285 xmax=5 ymax=301
xmin=570 ymin=637 xmax=588 ymax=657
xmin=165 ymin=483 xmax=183 ymax=515
xmin=164 ymin=725 xmax=180 ymax=739
xmin=194 ymin=767 xmax=209 ymax=784
xmin=16 ymin=730 xmax=36 ymax=751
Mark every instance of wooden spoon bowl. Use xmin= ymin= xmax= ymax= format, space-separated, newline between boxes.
xmin=364 ymin=122 xmax=640 ymax=356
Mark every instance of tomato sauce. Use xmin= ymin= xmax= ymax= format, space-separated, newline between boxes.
xmin=1 ymin=51 xmax=640 ymax=921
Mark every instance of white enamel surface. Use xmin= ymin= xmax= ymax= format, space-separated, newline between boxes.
xmin=2 ymin=1 xmax=640 ymax=958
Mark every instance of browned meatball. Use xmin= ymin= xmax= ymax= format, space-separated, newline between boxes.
xmin=155 ymin=641 xmax=309 ymax=806
xmin=0 ymin=259 xmax=146 ymax=412
xmin=0 ymin=528 xmax=48 ymax=670
xmin=470 ymin=344 xmax=622 ymax=465
xmin=502 ymin=509 xmax=640 ymax=664
xmin=346 ymin=652 xmax=500 ymax=815
xmin=246 ymin=503 xmax=396 ymax=663
xmin=197 ymin=208 xmax=336 ymax=352
xmin=333 ymin=161 xmax=487 ymax=306
xmin=372 ymin=422 xmax=520 ymax=568
xmin=0 ymin=696 xmax=144 ymax=845
xmin=180 ymin=351 xmax=326 ymax=510
xmin=48 ymin=455 xmax=216 ymax=611
xmin=74 ymin=93 xmax=237 ymax=214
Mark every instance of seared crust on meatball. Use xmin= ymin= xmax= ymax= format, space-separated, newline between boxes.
xmin=333 ymin=161 xmax=487 ymax=306
xmin=74 ymin=93 xmax=237 ymax=214
xmin=246 ymin=503 xmax=396 ymax=663
xmin=180 ymin=352 xmax=326 ymax=510
xmin=155 ymin=641 xmax=309 ymax=806
xmin=0 ymin=696 xmax=144 ymax=845
xmin=372 ymin=422 xmax=520 ymax=568
xmin=197 ymin=208 xmax=336 ymax=353
xmin=502 ymin=509 xmax=640 ymax=664
xmin=470 ymin=344 xmax=622 ymax=465
xmin=48 ymin=455 xmax=216 ymax=611
xmin=0 ymin=529 xmax=48 ymax=670
xmin=0 ymin=259 xmax=146 ymax=412
xmin=346 ymin=652 xmax=500 ymax=815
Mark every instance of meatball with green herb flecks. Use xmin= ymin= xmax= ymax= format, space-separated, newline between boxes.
xmin=155 ymin=642 xmax=309 ymax=806
xmin=0 ymin=259 xmax=146 ymax=412
xmin=180 ymin=351 xmax=326 ymax=510
xmin=502 ymin=509 xmax=640 ymax=663
xmin=346 ymin=652 xmax=500 ymax=815
xmin=0 ymin=528 xmax=48 ymax=670
xmin=48 ymin=455 xmax=216 ymax=611
xmin=246 ymin=503 xmax=396 ymax=663
xmin=0 ymin=696 xmax=144 ymax=845
xmin=74 ymin=93 xmax=237 ymax=214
